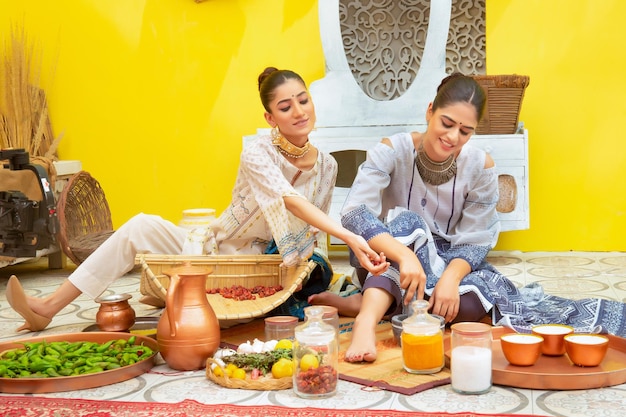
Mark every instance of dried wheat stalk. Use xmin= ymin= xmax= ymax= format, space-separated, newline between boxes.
xmin=0 ymin=23 xmax=57 ymax=158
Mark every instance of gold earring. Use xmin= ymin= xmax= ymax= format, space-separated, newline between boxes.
xmin=270 ymin=126 xmax=281 ymax=143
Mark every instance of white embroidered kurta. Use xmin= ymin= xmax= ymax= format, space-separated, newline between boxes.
xmin=210 ymin=135 xmax=337 ymax=265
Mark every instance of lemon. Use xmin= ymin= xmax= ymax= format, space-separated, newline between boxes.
xmin=271 ymin=358 xmax=294 ymax=379
xmin=226 ymin=363 xmax=239 ymax=373
xmin=213 ymin=366 xmax=224 ymax=377
xmin=274 ymin=339 xmax=293 ymax=350
xmin=299 ymin=353 xmax=319 ymax=371
xmin=232 ymin=368 xmax=247 ymax=380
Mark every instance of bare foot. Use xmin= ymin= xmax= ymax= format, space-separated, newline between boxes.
xmin=308 ymin=292 xmax=362 ymax=317
xmin=344 ymin=314 xmax=378 ymax=363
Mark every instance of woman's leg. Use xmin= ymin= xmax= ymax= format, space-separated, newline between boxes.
xmin=452 ymin=291 xmax=489 ymax=323
xmin=8 ymin=213 xmax=187 ymax=331
xmin=308 ymin=292 xmax=362 ymax=317
xmin=345 ymin=287 xmax=394 ymax=363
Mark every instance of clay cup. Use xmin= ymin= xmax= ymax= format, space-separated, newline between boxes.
xmin=564 ymin=334 xmax=610 ymax=367
xmin=532 ymin=324 xmax=574 ymax=356
xmin=500 ymin=333 xmax=544 ymax=366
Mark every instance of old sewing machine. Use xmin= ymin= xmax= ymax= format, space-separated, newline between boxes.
xmin=0 ymin=148 xmax=58 ymax=258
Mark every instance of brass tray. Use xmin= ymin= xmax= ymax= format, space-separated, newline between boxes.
xmin=491 ymin=327 xmax=626 ymax=390
xmin=0 ymin=332 xmax=158 ymax=394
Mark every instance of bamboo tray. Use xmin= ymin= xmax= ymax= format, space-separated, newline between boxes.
xmin=0 ymin=332 xmax=158 ymax=394
xmin=136 ymin=254 xmax=316 ymax=321
xmin=490 ymin=327 xmax=626 ymax=390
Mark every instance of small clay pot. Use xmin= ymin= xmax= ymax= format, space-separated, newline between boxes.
xmin=95 ymin=293 xmax=136 ymax=332
xmin=532 ymin=324 xmax=574 ymax=356
xmin=500 ymin=333 xmax=544 ymax=366
xmin=564 ymin=334 xmax=610 ymax=367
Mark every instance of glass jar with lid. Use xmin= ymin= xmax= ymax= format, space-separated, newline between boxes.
xmin=293 ymin=306 xmax=338 ymax=398
xmin=450 ymin=322 xmax=492 ymax=394
xmin=401 ymin=299 xmax=444 ymax=374
xmin=264 ymin=315 xmax=298 ymax=341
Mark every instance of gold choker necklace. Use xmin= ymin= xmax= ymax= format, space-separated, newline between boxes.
xmin=271 ymin=128 xmax=310 ymax=159
xmin=415 ymin=141 xmax=457 ymax=185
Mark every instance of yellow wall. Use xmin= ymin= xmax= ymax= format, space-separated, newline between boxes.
xmin=0 ymin=0 xmax=624 ymax=251
xmin=487 ymin=1 xmax=626 ymax=251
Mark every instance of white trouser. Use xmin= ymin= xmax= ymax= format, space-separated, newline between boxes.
xmin=68 ymin=213 xmax=187 ymax=299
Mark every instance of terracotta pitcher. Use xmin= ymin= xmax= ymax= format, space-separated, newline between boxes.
xmin=156 ymin=262 xmax=220 ymax=370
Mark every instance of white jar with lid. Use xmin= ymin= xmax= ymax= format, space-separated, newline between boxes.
xmin=179 ymin=208 xmax=216 ymax=229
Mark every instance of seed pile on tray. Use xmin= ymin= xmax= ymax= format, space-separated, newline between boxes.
xmin=206 ymin=284 xmax=283 ymax=300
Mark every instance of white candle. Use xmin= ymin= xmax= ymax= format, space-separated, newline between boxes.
xmin=451 ymin=345 xmax=492 ymax=394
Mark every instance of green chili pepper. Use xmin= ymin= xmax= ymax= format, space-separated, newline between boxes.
xmin=96 ymin=340 xmax=114 ymax=352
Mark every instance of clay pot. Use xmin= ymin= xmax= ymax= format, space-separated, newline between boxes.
xmin=532 ymin=324 xmax=574 ymax=356
xmin=95 ymin=293 xmax=136 ymax=332
xmin=156 ymin=263 xmax=220 ymax=371
xmin=564 ymin=334 xmax=610 ymax=367
xmin=500 ymin=333 xmax=544 ymax=366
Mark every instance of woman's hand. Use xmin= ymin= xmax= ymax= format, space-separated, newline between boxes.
xmin=428 ymin=277 xmax=461 ymax=323
xmin=398 ymin=255 xmax=427 ymax=305
xmin=428 ymin=259 xmax=469 ymax=323
xmin=344 ymin=234 xmax=389 ymax=276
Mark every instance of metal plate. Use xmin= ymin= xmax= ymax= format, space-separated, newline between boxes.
xmin=444 ymin=326 xmax=626 ymax=390
xmin=0 ymin=332 xmax=158 ymax=394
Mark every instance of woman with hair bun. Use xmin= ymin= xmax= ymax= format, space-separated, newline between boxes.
xmin=7 ymin=67 xmax=388 ymax=333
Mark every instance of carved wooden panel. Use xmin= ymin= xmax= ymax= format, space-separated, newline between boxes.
xmin=339 ymin=0 xmax=485 ymax=102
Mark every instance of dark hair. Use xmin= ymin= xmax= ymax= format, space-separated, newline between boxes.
xmin=432 ymin=73 xmax=487 ymax=122
xmin=257 ymin=67 xmax=307 ymax=112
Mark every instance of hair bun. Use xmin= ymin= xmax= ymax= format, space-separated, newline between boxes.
xmin=437 ymin=72 xmax=464 ymax=93
xmin=258 ymin=67 xmax=279 ymax=91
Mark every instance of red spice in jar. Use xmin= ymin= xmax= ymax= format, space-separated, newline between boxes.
xmin=295 ymin=365 xmax=338 ymax=395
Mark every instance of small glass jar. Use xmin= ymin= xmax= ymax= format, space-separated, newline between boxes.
xmin=264 ymin=316 xmax=298 ymax=341
xmin=450 ymin=322 xmax=493 ymax=394
xmin=401 ymin=300 xmax=444 ymax=374
xmin=293 ymin=306 xmax=338 ymax=398
xmin=178 ymin=208 xmax=216 ymax=230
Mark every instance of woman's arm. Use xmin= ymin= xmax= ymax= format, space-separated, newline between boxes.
xmin=284 ymin=195 xmax=388 ymax=275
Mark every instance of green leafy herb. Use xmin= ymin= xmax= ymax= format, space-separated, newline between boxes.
xmin=221 ymin=348 xmax=292 ymax=373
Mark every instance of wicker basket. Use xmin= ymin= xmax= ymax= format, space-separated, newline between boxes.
xmin=471 ymin=74 xmax=530 ymax=135
xmin=136 ymin=254 xmax=316 ymax=321
xmin=206 ymin=358 xmax=292 ymax=390
xmin=56 ymin=171 xmax=114 ymax=265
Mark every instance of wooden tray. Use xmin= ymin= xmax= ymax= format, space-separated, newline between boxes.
xmin=0 ymin=332 xmax=158 ymax=394
xmin=490 ymin=327 xmax=626 ymax=390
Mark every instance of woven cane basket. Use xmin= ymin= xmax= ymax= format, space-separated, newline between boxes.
xmin=136 ymin=254 xmax=316 ymax=321
xmin=206 ymin=358 xmax=292 ymax=390
xmin=471 ymin=74 xmax=530 ymax=135
xmin=56 ymin=171 xmax=115 ymax=265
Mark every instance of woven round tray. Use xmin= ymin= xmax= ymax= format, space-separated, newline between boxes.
xmin=205 ymin=358 xmax=292 ymax=390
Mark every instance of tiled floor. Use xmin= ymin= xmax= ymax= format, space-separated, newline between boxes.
xmin=1 ymin=251 xmax=626 ymax=416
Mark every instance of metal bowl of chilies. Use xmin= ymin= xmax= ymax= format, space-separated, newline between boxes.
xmin=0 ymin=332 xmax=158 ymax=394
